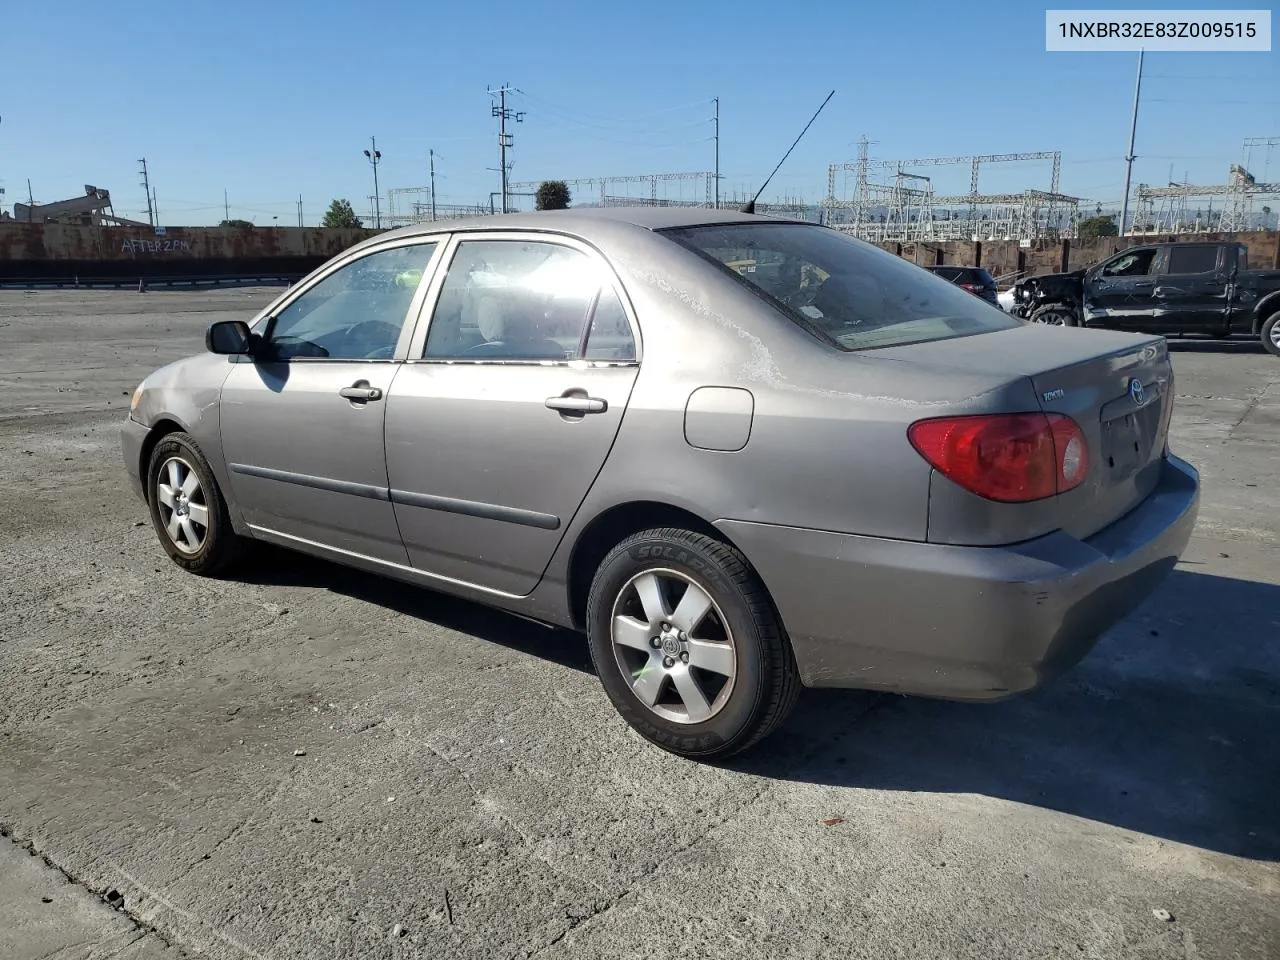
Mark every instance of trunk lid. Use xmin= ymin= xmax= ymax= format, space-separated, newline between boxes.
xmin=873 ymin=325 xmax=1174 ymax=540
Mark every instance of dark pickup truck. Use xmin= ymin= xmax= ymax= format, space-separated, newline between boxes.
xmin=1010 ymin=240 xmax=1280 ymax=357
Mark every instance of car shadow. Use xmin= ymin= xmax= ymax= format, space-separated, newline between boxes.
xmin=232 ymin=551 xmax=1277 ymax=861
xmin=733 ymin=568 xmax=1280 ymax=862
xmin=1166 ymin=336 xmax=1267 ymax=355
xmin=234 ymin=545 xmax=594 ymax=675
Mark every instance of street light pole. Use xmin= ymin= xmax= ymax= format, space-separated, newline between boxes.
xmin=1119 ymin=48 xmax=1144 ymax=237
xmin=363 ymin=136 xmax=382 ymax=229
xmin=713 ymin=97 xmax=720 ymax=210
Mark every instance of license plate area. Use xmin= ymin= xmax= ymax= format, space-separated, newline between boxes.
xmin=1101 ymin=412 xmax=1144 ymax=478
xmin=1099 ymin=383 xmax=1164 ymax=480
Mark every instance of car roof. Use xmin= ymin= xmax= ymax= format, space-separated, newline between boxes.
xmin=366 ymin=206 xmax=810 ymax=244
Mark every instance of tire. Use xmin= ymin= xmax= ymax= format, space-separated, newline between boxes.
xmin=1029 ymin=303 xmax=1079 ymax=327
xmin=1261 ymin=312 xmax=1280 ymax=358
xmin=585 ymin=527 xmax=801 ymax=760
xmin=145 ymin=431 xmax=247 ymax=575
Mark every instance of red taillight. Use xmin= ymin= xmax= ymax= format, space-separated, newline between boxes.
xmin=908 ymin=413 xmax=1089 ymax=503
xmin=959 ymin=283 xmax=979 ymax=292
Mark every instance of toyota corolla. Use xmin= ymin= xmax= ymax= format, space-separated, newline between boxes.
xmin=122 ymin=208 xmax=1199 ymax=759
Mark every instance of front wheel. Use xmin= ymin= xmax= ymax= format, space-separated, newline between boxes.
xmin=1029 ymin=303 xmax=1079 ymax=327
xmin=146 ymin=431 xmax=247 ymax=575
xmin=585 ymin=527 xmax=800 ymax=760
xmin=1261 ymin=312 xmax=1280 ymax=358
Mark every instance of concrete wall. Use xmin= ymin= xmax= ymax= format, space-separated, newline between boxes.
xmin=0 ymin=223 xmax=382 ymax=283
xmin=0 ymin=223 xmax=378 ymax=264
xmin=2 ymin=222 xmax=1278 ymax=286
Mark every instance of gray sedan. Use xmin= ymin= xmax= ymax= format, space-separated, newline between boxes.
xmin=122 ymin=208 xmax=1200 ymax=759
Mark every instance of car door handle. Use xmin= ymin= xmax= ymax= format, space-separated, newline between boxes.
xmin=545 ymin=395 xmax=607 ymax=414
xmin=339 ymin=383 xmax=383 ymax=401
xmin=1132 ymin=280 xmax=1154 ymax=288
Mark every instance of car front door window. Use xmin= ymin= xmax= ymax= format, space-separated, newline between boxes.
xmin=265 ymin=244 xmax=437 ymax=360
xmin=1101 ymin=250 xmax=1155 ymax=278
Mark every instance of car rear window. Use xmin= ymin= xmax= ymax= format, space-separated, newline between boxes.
xmin=662 ymin=222 xmax=1018 ymax=351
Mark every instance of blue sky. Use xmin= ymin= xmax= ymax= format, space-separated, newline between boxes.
xmin=2 ymin=0 xmax=1277 ymax=225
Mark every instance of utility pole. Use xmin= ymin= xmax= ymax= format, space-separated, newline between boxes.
xmin=489 ymin=85 xmax=524 ymax=214
xmin=26 ymin=179 xmax=33 ymax=221
xmin=363 ymin=136 xmax=382 ymax=228
xmin=713 ymin=97 xmax=720 ymax=209
xmin=297 ymin=194 xmax=303 ymax=227
xmin=1119 ymin=48 xmax=1144 ymax=238
xmin=224 ymin=189 xmax=230 ymax=222
xmin=152 ymin=188 xmax=159 ymax=227
xmin=138 ymin=159 xmax=154 ymax=228
xmin=429 ymin=149 xmax=437 ymax=221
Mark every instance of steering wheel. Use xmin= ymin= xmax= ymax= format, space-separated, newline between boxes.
xmin=343 ymin=320 xmax=402 ymax=359
xmin=462 ymin=340 xmax=508 ymax=356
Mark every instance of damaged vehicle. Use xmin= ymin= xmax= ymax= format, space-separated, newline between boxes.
xmin=1011 ymin=240 xmax=1280 ymax=356
xmin=123 ymin=209 xmax=1199 ymax=760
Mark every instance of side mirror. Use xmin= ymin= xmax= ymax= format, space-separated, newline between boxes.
xmin=206 ymin=320 xmax=254 ymax=355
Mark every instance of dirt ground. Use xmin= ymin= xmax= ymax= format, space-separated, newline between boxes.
xmin=1 ymin=287 xmax=1277 ymax=960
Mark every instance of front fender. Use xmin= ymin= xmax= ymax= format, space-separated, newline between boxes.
xmin=1253 ymin=289 xmax=1280 ymax=331
xmin=129 ymin=352 xmax=242 ymax=530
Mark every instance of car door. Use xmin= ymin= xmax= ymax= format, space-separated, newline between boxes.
xmin=219 ymin=239 xmax=444 ymax=562
xmin=384 ymin=233 xmax=642 ymax=596
xmin=1151 ymin=243 xmax=1232 ymax=334
xmin=1083 ymin=247 xmax=1158 ymax=329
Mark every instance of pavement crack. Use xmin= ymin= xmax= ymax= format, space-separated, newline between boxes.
xmin=169 ymin=814 xmax=252 ymax=887
xmin=420 ymin=738 xmax=609 ymax=897
xmin=101 ymin=931 xmax=148 ymax=959
xmin=1228 ymin=381 xmax=1275 ymax=438
xmin=522 ymin=780 xmax=775 ymax=960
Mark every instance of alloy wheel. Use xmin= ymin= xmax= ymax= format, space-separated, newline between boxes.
xmin=610 ymin=568 xmax=737 ymax=724
xmin=155 ymin=456 xmax=209 ymax=555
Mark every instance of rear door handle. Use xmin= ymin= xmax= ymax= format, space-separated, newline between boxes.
xmin=545 ymin=395 xmax=607 ymax=414
xmin=339 ymin=382 xmax=383 ymax=401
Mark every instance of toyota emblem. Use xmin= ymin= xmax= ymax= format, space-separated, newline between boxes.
xmin=1129 ymin=378 xmax=1146 ymax=406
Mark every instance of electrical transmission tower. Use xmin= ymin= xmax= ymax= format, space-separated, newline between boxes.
xmin=489 ymin=85 xmax=525 ymax=214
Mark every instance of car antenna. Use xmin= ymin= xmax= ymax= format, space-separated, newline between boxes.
xmin=740 ymin=89 xmax=835 ymax=215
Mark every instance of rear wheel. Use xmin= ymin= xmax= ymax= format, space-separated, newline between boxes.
xmin=1261 ymin=312 xmax=1280 ymax=358
xmin=146 ymin=432 xmax=247 ymax=575
xmin=586 ymin=527 xmax=800 ymax=760
xmin=1029 ymin=303 xmax=1079 ymax=327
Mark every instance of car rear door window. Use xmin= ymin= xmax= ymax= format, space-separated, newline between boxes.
xmin=263 ymin=243 xmax=437 ymax=360
xmin=1164 ymin=245 xmax=1220 ymax=275
xmin=423 ymin=239 xmax=629 ymax=361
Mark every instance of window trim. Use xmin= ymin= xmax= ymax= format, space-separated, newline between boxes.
xmin=402 ymin=229 xmax=643 ymax=367
xmin=243 ymin=236 xmax=448 ymax=364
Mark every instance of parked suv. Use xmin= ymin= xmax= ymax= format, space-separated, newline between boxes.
xmin=927 ymin=265 xmax=1000 ymax=306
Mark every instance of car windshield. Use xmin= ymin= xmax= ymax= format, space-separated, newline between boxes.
xmin=662 ymin=222 xmax=1019 ymax=350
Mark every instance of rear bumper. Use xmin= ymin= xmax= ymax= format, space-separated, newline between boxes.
xmin=716 ymin=453 xmax=1200 ymax=700
xmin=121 ymin=415 xmax=149 ymax=504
